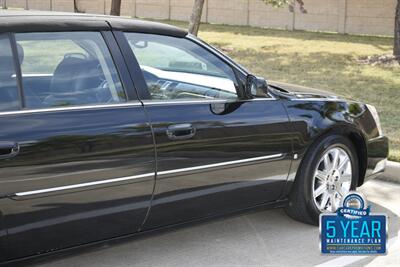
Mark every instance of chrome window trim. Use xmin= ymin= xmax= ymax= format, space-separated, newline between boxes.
xmin=0 ymin=97 xmax=278 ymax=116
xmin=12 ymin=153 xmax=283 ymax=197
xmin=0 ymin=98 xmax=279 ymax=116
xmin=142 ymin=99 xmax=232 ymax=106
xmin=0 ymin=102 xmax=143 ymax=116
xmin=141 ymin=97 xmax=277 ymax=106
xmin=250 ymin=98 xmax=277 ymax=101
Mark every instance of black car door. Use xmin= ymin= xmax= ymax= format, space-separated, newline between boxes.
xmin=0 ymin=31 xmax=155 ymax=260
xmin=118 ymin=32 xmax=293 ymax=229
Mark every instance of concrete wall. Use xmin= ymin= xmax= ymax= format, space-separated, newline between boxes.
xmin=346 ymin=0 xmax=396 ymax=36
xmin=2 ymin=0 xmax=396 ymax=36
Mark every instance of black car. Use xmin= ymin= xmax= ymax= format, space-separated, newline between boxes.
xmin=0 ymin=10 xmax=388 ymax=264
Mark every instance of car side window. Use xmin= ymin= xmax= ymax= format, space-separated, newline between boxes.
xmin=124 ymin=32 xmax=238 ymax=101
xmin=0 ymin=35 xmax=20 ymax=111
xmin=15 ymin=32 xmax=126 ymax=109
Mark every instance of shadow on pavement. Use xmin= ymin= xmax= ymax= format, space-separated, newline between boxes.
xmin=20 ymin=199 xmax=399 ymax=267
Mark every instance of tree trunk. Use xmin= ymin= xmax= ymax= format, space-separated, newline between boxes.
xmin=394 ymin=0 xmax=400 ymax=57
xmin=73 ymin=0 xmax=81 ymax=13
xmin=111 ymin=0 xmax=122 ymax=16
xmin=188 ymin=0 xmax=205 ymax=36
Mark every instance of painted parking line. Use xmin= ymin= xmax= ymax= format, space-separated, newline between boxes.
xmin=314 ymin=231 xmax=400 ymax=267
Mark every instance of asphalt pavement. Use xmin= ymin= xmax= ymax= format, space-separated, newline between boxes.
xmin=21 ymin=179 xmax=400 ymax=267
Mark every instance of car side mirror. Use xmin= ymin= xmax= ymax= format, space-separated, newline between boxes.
xmin=245 ymin=74 xmax=269 ymax=98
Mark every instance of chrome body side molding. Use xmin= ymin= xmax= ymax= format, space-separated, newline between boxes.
xmin=13 ymin=154 xmax=284 ymax=197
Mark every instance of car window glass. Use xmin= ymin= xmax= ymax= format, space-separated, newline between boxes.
xmin=15 ymin=32 xmax=126 ymax=109
xmin=0 ymin=35 xmax=20 ymax=111
xmin=124 ymin=32 xmax=238 ymax=101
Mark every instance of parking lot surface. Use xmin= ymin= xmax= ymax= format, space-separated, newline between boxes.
xmin=25 ymin=179 xmax=400 ymax=267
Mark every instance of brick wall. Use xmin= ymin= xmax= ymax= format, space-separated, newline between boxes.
xmin=2 ymin=0 xmax=396 ymax=36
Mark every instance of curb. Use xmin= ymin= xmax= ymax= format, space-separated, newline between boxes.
xmin=377 ymin=161 xmax=400 ymax=184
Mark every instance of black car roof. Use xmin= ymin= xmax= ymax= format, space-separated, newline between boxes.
xmin=0 ymin=10 xmax=188 ymax=37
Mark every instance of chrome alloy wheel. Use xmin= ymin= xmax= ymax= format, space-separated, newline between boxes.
xmin=312 ymin=147 xmax=352 ymax=212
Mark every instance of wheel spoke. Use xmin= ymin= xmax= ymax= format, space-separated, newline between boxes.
xmin=338 ymin=186 xmax=348 ymax=197
xmin=332 ymin=149 xmax=340 ymax=169
xmin=313 ymin=184 xmax=326 ymax=198
xmin=323 ymin=154 xmax=332 ymax=171
xmin=315 ymin=170 xmax=328 ymax=182
xmin=312 ymin=146 xmax=353 ymax=213
xmin=331 ymin=193 xmax=340 ymax=212
xmin=338 ymin=156 xmax=349 ymax=173
xmin=330 ymin=194 xmax=336 ymax=211
xmin=320 ymin=192 xmax=330 ymax=210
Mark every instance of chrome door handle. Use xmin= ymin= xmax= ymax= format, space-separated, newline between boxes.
xmin=0 ymin=141 xmax=20 ymax=160
xmin=166 ymin=123 xmax=196 ymax=140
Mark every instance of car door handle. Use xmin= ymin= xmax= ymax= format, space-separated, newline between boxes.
xmin=166 ymin=123 xmax=196 ymax=141
xmin=0 ymin=141 xmax=20 ymax=160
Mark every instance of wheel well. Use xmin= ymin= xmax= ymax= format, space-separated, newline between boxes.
xmin=321 ymin=129 xmax=368 ymax=187
xmin=300 ymin=129 xmax=368 ymax=187
xmin=347 ymin=131 xmax=367 ymax=186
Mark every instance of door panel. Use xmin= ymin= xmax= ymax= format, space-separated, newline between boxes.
xmin=119 ymin=32 xmax=293 ymax=229
xmin=0 ymin=210 xmax=5 ymax=263
xmin=0 ymin=106 xmax=155 ymax=260
xmin=143 ymin=100 xmax=292 ymax=229
xmin=0 ymin=30 xmax=156 ymax=261
xmin=21 ymin=74 xmax=53 ymax=102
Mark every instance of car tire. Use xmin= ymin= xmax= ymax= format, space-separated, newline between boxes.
xmin=285 ymin=134 xmax=359 ymax=225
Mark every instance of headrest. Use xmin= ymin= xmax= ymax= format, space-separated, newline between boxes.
xmin=50 ymin=56 xmax=100 ymax=94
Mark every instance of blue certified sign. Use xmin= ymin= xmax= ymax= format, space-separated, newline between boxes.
xmin=320 ymin=192 xmax=387 ymax=255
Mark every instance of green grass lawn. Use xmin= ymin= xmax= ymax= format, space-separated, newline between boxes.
xmin=159 ymin=20 xmax=400 ymax=162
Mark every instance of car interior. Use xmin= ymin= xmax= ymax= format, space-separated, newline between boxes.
xmin=126 ymin=35 xmax=239 ymax=101
xmin=0 ymin=42 xmax=20 ymax=111
xmin=1 ymin=32 xmax=239 ymax=110
xmin=140 ymin=66 xmax=238 ymax=100
xmin=15 ymin=38 xmax=125 ymax=109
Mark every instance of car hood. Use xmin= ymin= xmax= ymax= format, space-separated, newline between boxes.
xmin=269 ymin=81 xmax=344 ymax=100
